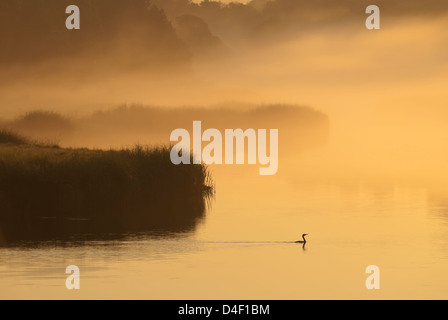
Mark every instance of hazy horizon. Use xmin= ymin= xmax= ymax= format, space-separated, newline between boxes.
xmin=1 ymin=0 xmax=448 ymax=300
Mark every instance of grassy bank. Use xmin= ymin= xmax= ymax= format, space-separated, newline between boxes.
xmin=0 ymin=131 xmax=214 ymax=242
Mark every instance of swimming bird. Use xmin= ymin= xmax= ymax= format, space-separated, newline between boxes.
xmin=295 ymin=234 xmax=308 ymax=243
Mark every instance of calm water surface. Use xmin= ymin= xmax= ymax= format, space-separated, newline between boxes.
xmin=1 ymin=170 xmax=448 ymax=299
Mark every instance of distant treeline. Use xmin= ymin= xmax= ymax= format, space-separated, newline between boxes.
xmin=0 ymin=131 xmax=214 ymax=243
xmin=74 ymin=104 xmax=329 ymax=153
xmin=0 ymin=0 xmax=190 ymax=70
xmin=154 ymin=0 xmax=448 ymax=44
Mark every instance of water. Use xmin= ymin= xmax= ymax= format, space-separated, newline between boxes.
xmin=1 ymin=169 xmax=448 ymax=299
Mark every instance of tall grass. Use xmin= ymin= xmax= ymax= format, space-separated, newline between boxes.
xmin=0 ymin=143 xmax=214 ymax=242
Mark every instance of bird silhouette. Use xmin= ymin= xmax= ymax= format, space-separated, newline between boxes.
xmin=295 ymin=233 xmax=308 ymax=244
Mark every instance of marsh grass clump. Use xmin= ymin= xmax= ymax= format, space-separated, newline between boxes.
xmin=0 ymin=144 xmax=214 ymax=242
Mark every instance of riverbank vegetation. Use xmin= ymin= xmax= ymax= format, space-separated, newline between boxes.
xmin=0 ymin=131 xmax=214 ymax=242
